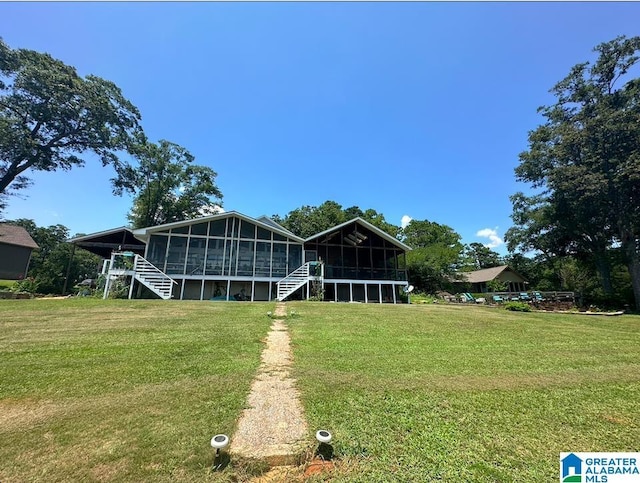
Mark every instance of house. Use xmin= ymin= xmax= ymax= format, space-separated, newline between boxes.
xmin=0 ymin=224 xmax=39 ymax=280
xmin=458 ymin=265 xmax=528 ymax=293
xmin=70 ymin=211 xmax=412 ymax=303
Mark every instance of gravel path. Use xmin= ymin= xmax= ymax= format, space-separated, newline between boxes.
xmin=231 ymin=303 xmax=308 ymax=466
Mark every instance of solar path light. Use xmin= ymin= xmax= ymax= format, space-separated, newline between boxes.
xmin=210 ymin=434 xmax=229 ymax=470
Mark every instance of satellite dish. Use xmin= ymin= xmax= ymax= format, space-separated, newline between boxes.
xmin=403 ymin=285 xmax=414 ymax=294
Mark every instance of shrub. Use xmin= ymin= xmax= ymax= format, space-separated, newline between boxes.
xmin=12 ymin=277 xmax=40 ymax=294
xmin=503 ymin=301 xmax=532 ymax=312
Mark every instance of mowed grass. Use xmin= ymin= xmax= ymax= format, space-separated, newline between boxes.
xmin=287 ymin=302 xmax=640 ymax=482
xmin=0 ymin=299 xmax=273 ymax=482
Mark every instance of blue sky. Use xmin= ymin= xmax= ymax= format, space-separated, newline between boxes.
xmin=1 ymin=2 xmax=639 ymax=253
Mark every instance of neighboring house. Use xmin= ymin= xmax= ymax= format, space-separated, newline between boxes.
xmin=72 ymin=211 xmax=412 ymax=303
xmin=0 ymin=224 xmax=39 ymax=280
xmin=458 ymin=265 xmax=529 ymax=293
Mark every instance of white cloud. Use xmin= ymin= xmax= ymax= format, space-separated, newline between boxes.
xmin=476 ymin=227 xmax=504 ymax=249
xmin=401 ymin=215 xmax=412 ymax=229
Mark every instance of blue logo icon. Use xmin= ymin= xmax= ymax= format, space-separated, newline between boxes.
xmin=561 ymin=453 xmax=583 ymax=482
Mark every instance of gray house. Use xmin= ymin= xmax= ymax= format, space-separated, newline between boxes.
xmin=0 ymin=224 xmax=39 ymax=280
xmin=74 ymin=211 xmax=412 ymax=303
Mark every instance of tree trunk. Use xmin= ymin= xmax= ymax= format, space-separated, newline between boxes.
xmin=622 ymin=237 xmax=640 ymax=311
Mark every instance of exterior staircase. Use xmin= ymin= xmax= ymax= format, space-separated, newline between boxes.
xmin=277 ymin=262 xmax=322 ymax=301
xmin=104 ymin=252 xmax=176 ymax=300
xmin=133 ymin=255 xmax=176 ymax=300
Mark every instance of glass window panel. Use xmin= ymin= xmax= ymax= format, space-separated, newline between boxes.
xmin=288 ymin=245 xmax=302 ymax=272
xmin=166 ymin=236 xmax=188 ymax=274
xmin=255 ymin=242 xmax=271 ymax=276
xmin=273 ymin=232 xmax=286 ymax=242
xmin=240 ymin=221 xmax=256 ymax=239
xmin=272 ymin=243 xmax=287 ymax=277
xmin=191 ymin=222 xmax=208 ymax=236
xmin=209 ymin=219 xmax=226 ymax=237
xmin=205 ymin=239 xmax=224 ymax=275
xmin=224 ymin=238 xmax=237 ymax=275
xmin=147 ymin=235 xmax=168 ymax=269
xmin=257 ymin=226 xmax=271 ymax=240
xmin=186 ymin=238 xmax=207 ymax=275
xmin=237 ymin=241 xmax=254 ymax=276
xmin=172 ymin=225 xmax=189 ymax=234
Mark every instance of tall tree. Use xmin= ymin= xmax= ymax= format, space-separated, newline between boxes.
xmin=507 ymin=36 xmax=640 ymax=308
xmin=401 ymin=219 xmax=464 ymax=292
xmin=113 ymin=140 xmax=223 ymax=228
xmin=0 ymin=38 xmax=143 ymax=211
xmin=462 ymin=242 xmax=503 ymax=271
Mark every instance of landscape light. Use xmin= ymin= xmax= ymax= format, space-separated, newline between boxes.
xmin=316 ymin=430 xmax=332 ymax=444
xmin=211 ymin=434 xmax=229 ymax=471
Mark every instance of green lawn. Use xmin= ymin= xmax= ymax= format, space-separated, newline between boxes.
xmin=0 ymin=299 xmax=273 ymax=482
xmin=287 ymin=302 xmax=640 ymax=482
xmin=0 ymin=279 xmax=15 ymax=289
xmin=1 ymin=300 xmax=639 ymax=482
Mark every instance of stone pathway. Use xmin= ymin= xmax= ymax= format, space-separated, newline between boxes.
xmin=231 ymin=303 xmax=309 ymax=466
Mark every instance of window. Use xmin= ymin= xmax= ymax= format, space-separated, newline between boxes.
xmin=209 ymin=219 xmax=226 ymax=237
xmin=272 ymin=243 xmax=287 ymax=277
xmin=147 ymin=235 xmax=168 ymax=269
xmin=257 ymin=226 xmax=271 ymax=240
xmin=191 ymin=222 xmax=208 ymax=236
xmin=240 ymin=221 xmax=256 ymax=239
xmin=205 ymin=239 xmax=224 ymax=275
xmin=237 ymin=241 xmax=254 ymax=276
xmin=166 ymin=236 xmax=188 ymax=274
xmin=255 ymin=242 xmax=271 ymax=276
xmin=186 ymin=238 xmax=206 ymax=275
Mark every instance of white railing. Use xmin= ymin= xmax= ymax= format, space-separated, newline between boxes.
xmin=133 ymin=255 xmax=176 ymax=300
xmin=103 ymin=252 xmax=176 ymax=300
xmin=277 ymin=262 xmax=323 ymax=301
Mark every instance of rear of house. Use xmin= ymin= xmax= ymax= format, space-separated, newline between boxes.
xmin=73 ymin=211 xmax=412 ymax=303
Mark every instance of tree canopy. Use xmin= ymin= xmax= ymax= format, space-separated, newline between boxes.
xmin=400 ymin=219 xmax=464 ymax=293
xmin=273 ymin=201 xmax=399 ymax=239
xmin=506 ymin=36 xmax=640 ymax=308
xmin=0 ymin=38 xmax=143 ymax=211
xmin=112 ymin=140 xmax=223 ymax=228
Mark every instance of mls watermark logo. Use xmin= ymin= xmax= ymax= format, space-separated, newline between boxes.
xmin=560 ymin=453 xmax=640 ymax=482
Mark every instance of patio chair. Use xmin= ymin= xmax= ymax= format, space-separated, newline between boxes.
xmin=519 ymin=292 xmax=531 ymax=302
xmin=492 ymin=295 xmax=504 ymax=303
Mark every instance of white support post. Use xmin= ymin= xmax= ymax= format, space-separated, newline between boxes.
xmin=226 ymin=280 xmax=231 ymax=301
xmin=378 ymin=284 xmax=382 ymax=304
xmin=128 ymin=276 xmax=135 ymax=300
xmin=349 ymin=283 xmax=353 ymax=303
xmin=392 ymin=284 xmax=397 ymax=304
xmin=364 ymin=283 xmax=368 ymax=303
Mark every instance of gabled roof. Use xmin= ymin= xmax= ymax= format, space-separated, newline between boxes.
xmin=132 ymin=211 xmax=306 ymax=243
xmin=461 ymin=265 xmax=528 ymax=283
xmin=67 ymin=227 xmax=146 ymax=258
xmin=305 ymin=217 xmax=412 ymax=251
xmin=67 ymin=226 xmax=133 ymax=243
xmin=0 ymin=224 xmax=39 ymax=249
xmin=256 ymin=215 xmax=297 ymax=237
